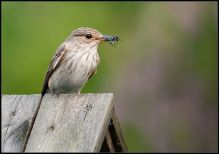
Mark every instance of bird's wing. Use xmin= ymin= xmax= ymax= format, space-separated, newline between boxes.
xmin=88 ymin=68 xmax=97 ymax=80
xmin=41 ymin=44 xmax=68 ymax=96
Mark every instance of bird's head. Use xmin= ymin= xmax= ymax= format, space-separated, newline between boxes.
xmin=67 ymin=27 xmax=119 ymax=47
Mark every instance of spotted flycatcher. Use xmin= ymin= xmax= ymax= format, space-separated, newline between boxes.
xmin=41 ymin=27 xmax=119 ymax=96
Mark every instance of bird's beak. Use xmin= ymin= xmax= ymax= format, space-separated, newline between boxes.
xmin=100 ymin=35 xmax=119 ymax=44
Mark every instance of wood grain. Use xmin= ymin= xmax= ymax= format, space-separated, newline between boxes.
xmin=1 ymin=95 xmax=41 ymax=152
xmin=111 ymin=108 xmax=128 ymax=152
xmin=25 ymin=93 xmax=114 ymax=152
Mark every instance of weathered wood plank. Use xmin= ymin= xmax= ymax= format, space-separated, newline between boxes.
xmin=25 ymin=93 xmax=114 ymax=152
xmin=1 ymin=95 xmax=41 ymax=152
xmin=111 ymin=108 xmax=128 ymax=152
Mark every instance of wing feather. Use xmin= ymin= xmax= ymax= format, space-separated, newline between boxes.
xmin=41 ymin=44 xmax=68 ymax=96
xmin=88 ymin=68 xmax=97 ymax=80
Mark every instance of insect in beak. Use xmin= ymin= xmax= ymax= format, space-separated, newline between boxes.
xmin=100 ymin=35 xmax=120 ymax=46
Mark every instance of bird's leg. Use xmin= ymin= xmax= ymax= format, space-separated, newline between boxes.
xmin=75 ymin=91 xmax=81 ymax=101
xmin=50 ymin=89 xmax=61 ymax=98
xmin=55 ymin=92 xmax=60 ymax=97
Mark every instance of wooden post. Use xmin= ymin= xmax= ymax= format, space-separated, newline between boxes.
xmin=2 ymin=94 xmax=128 ymax=152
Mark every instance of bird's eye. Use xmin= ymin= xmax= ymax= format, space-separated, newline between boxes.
xmin=85 ymin=34 xmax=92 ymax=39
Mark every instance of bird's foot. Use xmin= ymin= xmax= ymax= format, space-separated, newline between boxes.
xmin=75 ymin=91 xmax=81 ymax=101
xmin=50 ymin=89 xmax=61 ymax=97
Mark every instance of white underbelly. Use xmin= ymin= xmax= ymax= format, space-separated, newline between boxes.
xmin=52 ymin=68 xmax=88 ymax=93
xmin=48 ymin=49 xmax=99 ymax=93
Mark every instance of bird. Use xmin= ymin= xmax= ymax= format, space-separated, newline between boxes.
xmin=22 ymin=27 xmax=119 ymax=152
xmin=41 ymin=27 xmax=119 ymax=97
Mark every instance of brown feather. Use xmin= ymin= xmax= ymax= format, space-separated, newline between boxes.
xmin=88 ymin=68 xmax=97 ymax=80
xmin=41 ymin=44 xmax=67 ymax=96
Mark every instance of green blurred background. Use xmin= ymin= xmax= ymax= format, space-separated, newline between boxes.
xmin=2 ymin=2 xmax=218 ymax=152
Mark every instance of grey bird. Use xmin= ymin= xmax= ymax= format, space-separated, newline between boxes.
xmin=41 ymin=27 xmax=119 ymax=97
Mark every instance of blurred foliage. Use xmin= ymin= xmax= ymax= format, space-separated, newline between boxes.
xmin=123 ymin=123 xmax=155 ymax=152
xmin=2 ymin=2 xmax=218 ymax=152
